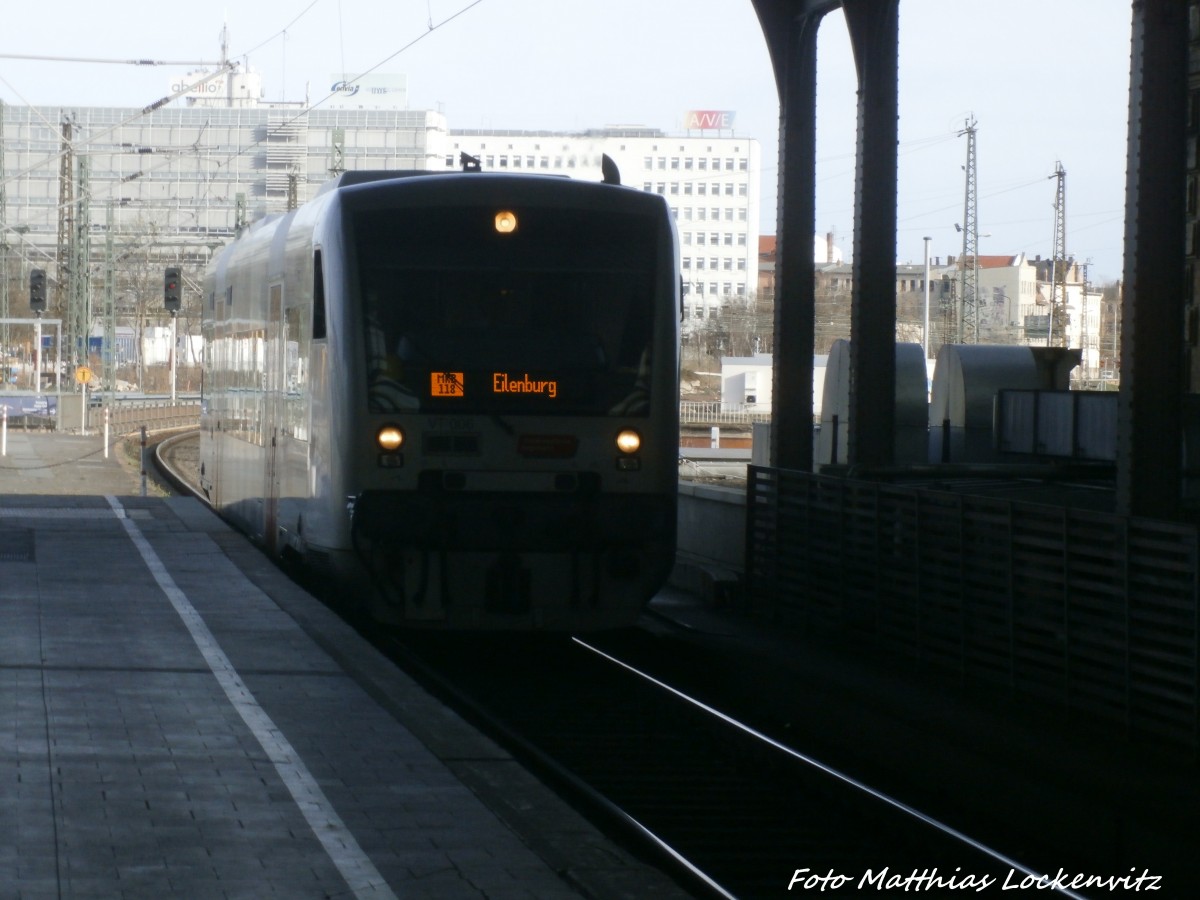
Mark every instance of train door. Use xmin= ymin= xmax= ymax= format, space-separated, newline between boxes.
xmin=263 ymin=282 xmax=284 ymax=554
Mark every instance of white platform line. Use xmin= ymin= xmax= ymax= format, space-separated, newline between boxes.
xmin=104 ymin=495 xmax=397 ymax=900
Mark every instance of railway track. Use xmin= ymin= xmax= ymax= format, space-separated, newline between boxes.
xmin=154 ymin=431 xmax=1088 ymax=898
xmin=384 ymin=628 xmax=1078 ymax=899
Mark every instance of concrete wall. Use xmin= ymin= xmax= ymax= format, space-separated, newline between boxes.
xmin=672 ymin=480 xmax=746 ymax=604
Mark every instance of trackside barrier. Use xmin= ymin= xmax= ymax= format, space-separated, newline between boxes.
xmin=105 ymin=400 xmax=201 ymax=435
xmin=746 ymin=465 xmax=1200 ymax=749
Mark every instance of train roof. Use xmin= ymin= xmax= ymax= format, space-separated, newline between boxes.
xmin=315 ymin=154 xmax=624 ymax=198
xmin=314 ymin=170 xmax=431 ymax=196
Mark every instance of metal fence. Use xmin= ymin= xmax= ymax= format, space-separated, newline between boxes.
xmin=680 ymin=401 xmax=773 ymax=425
xmin=746 ymin=465 xmax=1200 ymax=748
xmin=105 ymin=400 xmax=201 ymax=435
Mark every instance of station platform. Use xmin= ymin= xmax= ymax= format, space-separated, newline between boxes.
xmin=1 ymin=431 xmax=688 ymax=898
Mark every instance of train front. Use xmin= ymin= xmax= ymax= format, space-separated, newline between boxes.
xmin=344 ymin=174 xmax=679 ymax=630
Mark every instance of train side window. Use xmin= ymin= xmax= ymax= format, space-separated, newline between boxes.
xmin=312 ymin=250 xmax=327 ymax=339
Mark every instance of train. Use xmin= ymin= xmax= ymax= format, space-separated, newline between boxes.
xmin=198 ymin=160 xmax=680 ymax=630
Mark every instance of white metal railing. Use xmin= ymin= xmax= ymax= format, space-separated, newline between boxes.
xmin=680 ymin=401 xmax=772 ymax=425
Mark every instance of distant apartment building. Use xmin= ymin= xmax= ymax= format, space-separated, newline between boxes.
xmin=441 ymin=124 xmax=762 ymax=328
xmin=811 ymin=252 xmax=1106 ymax=378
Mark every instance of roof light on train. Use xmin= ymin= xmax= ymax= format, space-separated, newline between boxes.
xmin=494 ymin=210 xmax=518 ymax=234
xmin=377 ymin=425 xmax=405 ymax=452
xmin=615 ymin=429 xmax=641 ymax=454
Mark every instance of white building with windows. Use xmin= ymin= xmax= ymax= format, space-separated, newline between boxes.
xmin=2 ymin=71 xmax=761 ymax=351
xmin=442 ymin=126 xmax=762 ymax=327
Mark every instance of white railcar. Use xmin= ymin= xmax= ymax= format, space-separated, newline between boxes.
xmin=200 ymin=167 xmax=679 ymax=630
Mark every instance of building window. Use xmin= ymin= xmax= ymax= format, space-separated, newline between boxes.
xmin=685 ymin=158 xmax=694 ymax=170
xmin=684 ymin=183 xmax=693 ymax=195
xmin=699 ymin=158 xmax=708 ymax=170
xmin=739 ymin=159 xmax=748 ymax=171
xmin=670 ymin=182 xmax=679 ymax=194
xmin=726 ymin=158 xmax=734 ymax=170
xmin=644 ymin=157 xmax=653 ymax=169
xmin=696 ymin=259 xmax=705 ymax=270
xmin=682 ymin=256 xmax=692 ymax=269
xmin=671 ymin=157 xmax=680 ymax=169
xmin=739 ymin=184 xmax=747 ymax=196
xmin=658 ymin=157 xmax=666 ymax=169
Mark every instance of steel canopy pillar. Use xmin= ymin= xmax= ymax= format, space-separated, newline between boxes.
xmin=754 ymin=0 xmax=899 ymax=470
xmin=843 ymin=0 xmax=899 ymax=469
xmin=753 ymin=0 xmax=840 ymax=472
xmin=1117 ymin=0 xmax=1188 ymax=519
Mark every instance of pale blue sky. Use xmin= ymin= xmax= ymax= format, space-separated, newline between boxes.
xmin=1 ymin=1 xmax=1132 ymax=282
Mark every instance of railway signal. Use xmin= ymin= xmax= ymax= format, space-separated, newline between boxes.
xmin=164 ymin=266 xmax=182 ymax=311
xmin=29 ymin=268 xmax=46 ymax=312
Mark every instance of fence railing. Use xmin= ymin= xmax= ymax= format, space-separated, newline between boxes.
xmin=680 ymin=401 xmax=773 ymax=425
xmin=746 ymin=465 xmax=1200 ymax=748
xmin=104 ymin=400 xmax=201 ymax=435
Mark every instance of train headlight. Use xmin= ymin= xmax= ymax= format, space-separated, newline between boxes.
xmin=377 ymin=425 xmax=404 ymax=452
xmin=615 ymin=429 xmax=641 ymax=454
xmin=494 ymin=210 xmax=518 ymax=234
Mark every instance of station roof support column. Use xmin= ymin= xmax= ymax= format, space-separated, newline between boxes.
xmin=753 ymin=0 xmax=838 ymax=472
xmin=754 ymin=0 xmax=899 ymax=472
xmin=843 ymin=0 xmax=899 ymax=470
xmin=1118 ymin=0 xmax=1188 ymax=519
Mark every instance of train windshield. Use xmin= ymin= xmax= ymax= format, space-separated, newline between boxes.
xmin=356 ymin=202 xmax=659 ymax=416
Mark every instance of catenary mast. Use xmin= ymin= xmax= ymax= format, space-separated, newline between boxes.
xmin=957 ymin=115 xmax=979 ymax=343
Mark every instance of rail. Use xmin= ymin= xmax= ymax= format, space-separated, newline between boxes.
xmin=746 ymin=465 xmax=1200 ymax=748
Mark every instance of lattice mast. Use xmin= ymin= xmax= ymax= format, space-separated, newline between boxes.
xmin=1047 ymin=161 xmax=1067 ymax=347
xmin=68 ymin=155 xmax=90 ymax=371
xmin=958 ymin=115 xmax=979 ymax=343
xmin=103 ymin=202 xmax=116 ymax=394
xmin=1 ymin=100 xmax=8 ymax=355
xmin=57 ymin=115 xmax=74 ymax=317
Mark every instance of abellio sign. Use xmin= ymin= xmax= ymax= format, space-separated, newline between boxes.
xmin=685 ymin=110 xmax=736 ymax=131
